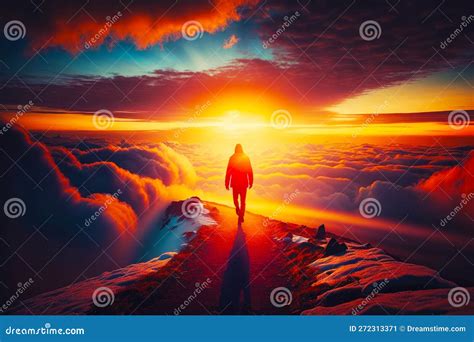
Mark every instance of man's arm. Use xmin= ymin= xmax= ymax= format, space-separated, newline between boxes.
xmin=225 ymin=158 xmax=232 ymax=190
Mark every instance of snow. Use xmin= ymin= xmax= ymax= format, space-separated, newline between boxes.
xmin=302 ymin=287 xmax=474 ymax=315
xmin=292 ymin=234 xmax=309 ymax=244
xmin=149 ymin=200 xmax=216 ymax=256
xmin=295 ymin=241 xmax=460 ymax=314
xmin=308 ymin=246 xmax=454 ymax=291
xmin=10 ymin=253 xmax=176 ymax=314
xmin=274 ymin=233 xmax=309 ymax=244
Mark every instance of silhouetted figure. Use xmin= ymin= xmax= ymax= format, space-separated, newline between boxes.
xmin=225 ymin=144 xmax=253 ymax=224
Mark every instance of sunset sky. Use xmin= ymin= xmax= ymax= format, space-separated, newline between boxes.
xmin=0 ymin=0 xmax=472 ymax=136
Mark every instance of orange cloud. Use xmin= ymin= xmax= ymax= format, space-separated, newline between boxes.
xmin=25 ymin=0 xmax=258 ymax=53
xmin=419 ymin=151 xmax=474 ymax=204
xmin=223 ymin=34 xmax=239 ymax=49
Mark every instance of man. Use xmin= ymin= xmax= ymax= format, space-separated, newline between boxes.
xmin=225 ymin=144 xmax=253 ymax=224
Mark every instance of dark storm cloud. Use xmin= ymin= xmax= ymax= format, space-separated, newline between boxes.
xmin=256 ymin=0 xmax=473 ymax=106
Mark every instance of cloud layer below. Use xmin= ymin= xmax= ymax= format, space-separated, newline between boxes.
xmin=0 ymin=124 xmax=196 ymax=298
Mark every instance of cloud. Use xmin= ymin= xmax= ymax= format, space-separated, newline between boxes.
xmin=0 ymin=127 xmax=136 ymax=234
xmin=0 ymin=124 xmax=196 ymax=298
xmin=72 ymin=144 xmax=196 ymax=185
xmin=49 ymin=144 xmax=196 ymax=214
xmin=419 ymin=151 xmax=474 ymax=200
xmin=180 ymin=141 xmax=472 ymax=224
xmin=4 ymin=0 xmax=258 ymax=53
xmin=223 ymin=34 xmax=239 ymax=49
xmin=356 ymin=180 xmax=428 ymax=221
xmin=255 ymin=0 xmax=474 ymax=108
xmin=0 ymin=59 xmax=285 ymax=115
xmin=417 ymin=151 xmax=474 ymax=224
xmin=355 ymin=152 xmax=474 ymax=236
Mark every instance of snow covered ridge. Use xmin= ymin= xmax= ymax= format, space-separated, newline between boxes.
xmin=8 ymin=197 xmax=216 ymax=315
xmin=8 ymin=253 xmax=176 ymax=315
xmin=274 ymin=225 xmax=473 ymax=315
xmin=151 ymin=197 xmax=217 ymax=255
xmin=7 ymin=201 xmax=472 ymax=315
xmin=165 ymin=197 xmax=217 ymax=228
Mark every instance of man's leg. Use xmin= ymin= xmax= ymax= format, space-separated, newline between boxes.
xmin=240 ymin=188 xmax=247 ymax=221
xmin=232 ymin=187 xmax=240 ymax=216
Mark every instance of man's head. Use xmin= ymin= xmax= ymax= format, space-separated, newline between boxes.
xmin=235 ymin=144 xmax=243 ymax=153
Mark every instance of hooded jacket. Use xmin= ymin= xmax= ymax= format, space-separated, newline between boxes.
xmin=225 ymin=144 xmax=253 ymax=189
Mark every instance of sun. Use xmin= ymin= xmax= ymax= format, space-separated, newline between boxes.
xmin=219 ymin=110 xmax=266 ymax=131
